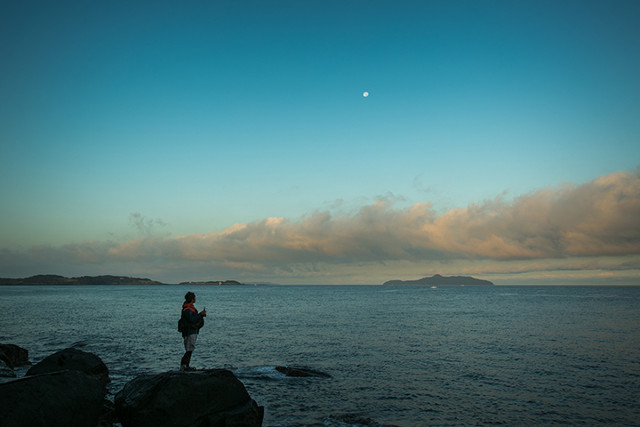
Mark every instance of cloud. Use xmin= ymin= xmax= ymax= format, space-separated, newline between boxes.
xmin=420 ymin=170 xmax=640 ymax=260
xmin=129 ymin=213 xmax=167 ymax=236
xmin=109 ymin=170 xmax=640 ymax=265
xmin=2 ymin=170 xmax=639 ymax=283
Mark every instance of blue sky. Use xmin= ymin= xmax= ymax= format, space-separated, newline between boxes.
xmin=1 ymin=1 xmax=639 ymax=284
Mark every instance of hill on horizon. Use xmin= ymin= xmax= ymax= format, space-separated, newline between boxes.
xmin=383 ymin=274 xmax=494 ymax=286
xmin=0 ymin=274 xmax=164 ymax=286
xmin=0 ymin=274 xmax=252 ymax=286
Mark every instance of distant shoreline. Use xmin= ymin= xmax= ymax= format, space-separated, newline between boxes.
xmin=0 ymin=275 xmax=248 ymax=286
xmin=0 ymin=273 xmax=495 ymax=287
xmin=5 ymin=274 xmax=637 ymax=287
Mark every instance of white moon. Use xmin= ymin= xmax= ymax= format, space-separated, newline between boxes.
xmin=362 ymin=91 xmax=369 ymax=97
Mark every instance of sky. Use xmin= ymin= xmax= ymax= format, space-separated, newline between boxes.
xmin=1 ymin=0 xmax=639 ymax=285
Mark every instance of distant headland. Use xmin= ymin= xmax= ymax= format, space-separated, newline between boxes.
xmin=383 ymin=274 xmax=494 ymax=286
xmin=0 ymin=275 xmax=247 ymax=286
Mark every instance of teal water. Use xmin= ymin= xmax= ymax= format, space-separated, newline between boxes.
xmin=1 ymin=285 xmax=639 ymax=426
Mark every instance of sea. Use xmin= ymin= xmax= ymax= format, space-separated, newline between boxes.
xmin=1 ymin=284 xmax=639 ymax=426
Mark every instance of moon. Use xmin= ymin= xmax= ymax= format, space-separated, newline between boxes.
xmin=362 ymin=91 xmax=369 ymax=97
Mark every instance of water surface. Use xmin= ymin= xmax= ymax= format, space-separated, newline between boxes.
xmin=1 ymin=285 xmax=639 ymax=426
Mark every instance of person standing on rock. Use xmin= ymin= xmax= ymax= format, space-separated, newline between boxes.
xmin=180 ymin=291 xmax=206 ymax=371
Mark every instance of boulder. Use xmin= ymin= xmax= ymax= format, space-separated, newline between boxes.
xmin=115 ymin=369 xmax=264 ymax=427
xmin=0 ymin=343 xmax=30 ymax=367
xmin=276 ymin=365 xmax=332 ymax=378
xmin=0 ymin=359 xmax=16 ymax=378
xmin=326 ymin=414 xmax=401 ymax=426
xmin=26 ymin=347 xmax=110 ymax=385
xmin=0 ymin=369 xmax=105 ymax=427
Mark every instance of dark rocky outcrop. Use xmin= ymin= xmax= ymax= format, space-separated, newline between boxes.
xmin=276 ymin=366 xmax=332 ymax=378
xmin=0 ymin=344 xmax=30 ymax=378
xmin=0 ymin=344 xmax=31 ymax=368
xmin=383 ymin=274 xmax=495 ymax=286
xmin=0 ymin=369 xmax=105 ymax=427
xmin=115 ymin=369 xmax=263 ymax=427
xmin=326 ymin=414 xmax=401 ymax=426
xmin=26 ymin=347 xmax=110 ymax=385
xmin=0 ymin=359 xmax=15 ymax=378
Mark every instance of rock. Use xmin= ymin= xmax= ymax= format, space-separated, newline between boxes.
xmin=325 ymin=414 xmax=401 ymax=426
xmin=115 ymin=369 xmax=264 ymax=427
xmin=0 ymin=369 xmax=105 ymax=427
xmin=0 ymin=359 xmax=16 ymax=378
xmin=98 ymin=398 xmax=119 ymax=427
xmin=276 ymin=366 xmax=332 ymax=378
xmin=26 ymin=347 xmax=110 ymax=385
xmin=0 ymin=343 xmax=30 ymax=367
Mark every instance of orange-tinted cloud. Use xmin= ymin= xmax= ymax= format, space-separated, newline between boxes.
xmin=106 ymin=170 xmax=640 ymax=266
xmin=2 ymin=170 xmax=639 ymax=283
xmin=425 ymin=170 xmax=640 ymax=259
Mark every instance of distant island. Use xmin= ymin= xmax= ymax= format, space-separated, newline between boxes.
xmin=0 ymin=275 xmax=246 ymax=286
xmin=383 ymin=274 xmax=495 ymax=286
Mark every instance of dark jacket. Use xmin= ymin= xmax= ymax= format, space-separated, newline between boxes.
xmin=181 ymin=303 xmax=204 ymax=337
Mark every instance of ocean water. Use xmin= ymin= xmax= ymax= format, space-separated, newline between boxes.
xmin=1 ymin=285 xmax=639 ymax=426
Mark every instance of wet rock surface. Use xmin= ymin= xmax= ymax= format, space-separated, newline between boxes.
xmin=0 ymin=369 xmax=106 ymax=427
xmin=276 ymin=365 xmax=332 ymax=378
xmin=0 ymin=343 xmax=31 ymax=368
xmin=0 ymin=359 xmax=16 ymax=378
xmin=26 ymin=347 xmax=111 ymax=385
xmin=325 ymin=414 xmax=401 ymax=426
xmin=1 ymin=345 xmax=264 ymax=426
xmin=115 ymin=369 xmax=264 ymax=427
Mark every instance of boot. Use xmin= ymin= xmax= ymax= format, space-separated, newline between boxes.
xmin=180 ymin=351 xmax=193 ymax=371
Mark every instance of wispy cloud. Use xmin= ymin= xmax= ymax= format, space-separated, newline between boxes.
xmin=2 ymin=170 xmax=639 ymax=284
xmin=129 ymin=213 xmax=167 ymax=236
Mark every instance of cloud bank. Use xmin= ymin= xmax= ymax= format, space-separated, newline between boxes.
xmin=2 ymin=170 xmax=639 ymax=284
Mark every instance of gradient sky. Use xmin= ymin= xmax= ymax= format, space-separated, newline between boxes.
xmin=1 ymin=0 xmax=639 ymax=284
